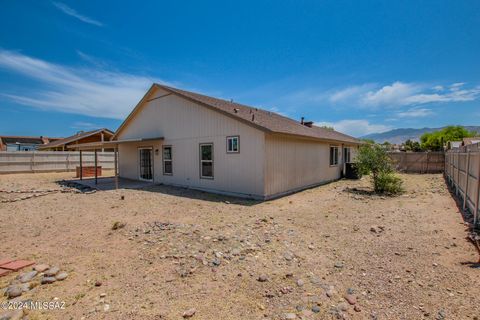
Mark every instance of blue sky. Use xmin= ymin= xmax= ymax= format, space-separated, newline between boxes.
xmin=0 ymin=0 xmax=479 ymax=137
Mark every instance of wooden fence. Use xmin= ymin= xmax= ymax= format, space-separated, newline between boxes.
xmin=388 ymin=152 xmax=445 ymax=173
xmin=0 ymin=151 xmax=114 ymax=174
xmin=445 ymin=143 xmax=480 ymax=225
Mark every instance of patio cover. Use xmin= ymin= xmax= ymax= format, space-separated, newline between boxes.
xmin=66 ymin=137 xmax=163 ymax=188
xmin=66 ymin=137 xmax=164 ymax=150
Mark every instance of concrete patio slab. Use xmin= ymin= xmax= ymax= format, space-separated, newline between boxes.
xmin=68 ymin=177 xmax=155 ymax=191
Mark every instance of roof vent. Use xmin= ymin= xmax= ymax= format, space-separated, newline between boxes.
xmin=300 ymin=117 xmax=304 ymax=125
xmin=233 ymin=108 xmax=239 ymax=113
xmin=304 ymin=121 xmax=314 ymax=128
xmin=251 ymin=114 xmax=255 ymax=121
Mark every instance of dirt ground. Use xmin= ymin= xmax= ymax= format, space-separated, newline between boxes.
xmin=1 ymin=172 xmax=479 ymax=320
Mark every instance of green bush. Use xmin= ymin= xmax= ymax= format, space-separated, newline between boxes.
xmin=356 ymin=143 xmax=404 ymax=195
xmin=374 ymin=172 xmax=404 ymax=194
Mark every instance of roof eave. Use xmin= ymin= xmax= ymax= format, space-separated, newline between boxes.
xmin=269 ymin=132 xmax=362 ymax=145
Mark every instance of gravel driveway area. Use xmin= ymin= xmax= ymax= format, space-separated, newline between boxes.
xmin=1 ymin=172 xmax=479 ymax=320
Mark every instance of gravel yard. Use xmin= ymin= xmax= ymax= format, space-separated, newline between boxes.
xmin=1 ymin=172 xmax=479 ymax=320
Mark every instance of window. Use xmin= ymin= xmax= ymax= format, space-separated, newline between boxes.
xmin=344 ymin=147 xmax=351 ymax=163
xmin=200 ymin=143 xmax=214 ymax=178
xmin=163 ymin=146 xmax=172 ymax=175
xmin=329 ymin=146 xmax=339 ymax=166
xmin=226 ymin=136 xmax=239 ymax=153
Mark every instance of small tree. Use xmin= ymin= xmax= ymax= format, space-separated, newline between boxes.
xmin=420 ymin=126 xmax=477 ymax=151
xmin=355 ymin=144 xmax=403 ymax=194
xmin=404 ymin=139 xmax=422 ymax=152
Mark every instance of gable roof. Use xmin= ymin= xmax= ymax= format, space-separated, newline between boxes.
xmin=114 ymin=83 xmax=361 ymax=145
xmin=39 ymin=128 xmax=114 ymax=149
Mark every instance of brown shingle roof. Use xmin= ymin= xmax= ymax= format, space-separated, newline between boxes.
xmin=150 ymin=84 xmax=360 ymax=144
xmin=39 ymin=128 xmax=114 ymax=149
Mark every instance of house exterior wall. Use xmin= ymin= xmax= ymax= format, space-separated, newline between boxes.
xmin=263 ymin=134 xmax=358 ymax=198
xmin=116 ymin=87 xmax=266 ymax=198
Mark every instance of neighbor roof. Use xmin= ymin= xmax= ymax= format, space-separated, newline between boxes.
xmin=463 ymin=137 xmax=480 ymax=145
xmin=114 ymin=84 xmax=361 ymax=144
xmin=39 ymin=128 xmax=114 ymax=149
xmin=1 ymin=136 xmax=45 ymax=145
xmin=0 ymin=136 xmax=59 ymax=145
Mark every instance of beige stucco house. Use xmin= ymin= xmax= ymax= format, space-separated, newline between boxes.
xmin=75 ymin=84 xmax=361 ymax=199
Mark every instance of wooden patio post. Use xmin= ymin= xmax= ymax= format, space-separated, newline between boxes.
xmin=114 ymin=146 xmax=119 ymax=190
xmin=79 ymin=150 xmax=83 ymax=180
xmin=94 ymin=149 xmax=98 ymax=185
xmin=463 ymin=151 xmax=470 ymax=210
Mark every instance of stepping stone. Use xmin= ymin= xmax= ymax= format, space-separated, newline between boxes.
xmin=44 ymin=266 xmax=60 ymax=277
xmin=18 ymin=270 xmax=38 ymax=283
xmin=0 ymin=258 xmax=14 ymax=266
xmin=1 ymin=260 xmax=35 ymax=271
xmin=33 ymin=264 xmax=50 ymax=272
xmin=41 ymin=276 xmax=56 ymax=284
xmin=0 ymin=268 xmax=11 ymax=277
xmin=5 ymin=285 xmax=23 ymax=298
xmin=55 ymin=272 xmax=68 ymax=281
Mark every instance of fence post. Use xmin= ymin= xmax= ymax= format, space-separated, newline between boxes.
xmin=475 ymin=154 xmax=480 ymax=226
xmin=425 ymin=152 xmax=429 ymax=173
xmin=463 ymin=151 xmax=471 ymax=210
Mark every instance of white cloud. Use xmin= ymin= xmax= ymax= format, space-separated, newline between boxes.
xmin=76 ymin=50 xmax=108 ymax=68
xmin=0 ymin=49 xmax=169 ymax=119
xmin=52 ymin=2 xmax=103 ymax=27
xmin=315 ymin=119 xmax=392 ymax=137
xmin=329 ymin=81 xmax=480 ymax=108
xmin=362 ymin=82 xmax=419 ymax=107
xmin=71 ymin=121 xmax=102 ymax=130
xmin=329 ymin=84 xmax=374 ymax=103
xmin=450 ymin=82 xmax=465 ymax=91
xmin=396 ymin=107 xmax=434 ymax=118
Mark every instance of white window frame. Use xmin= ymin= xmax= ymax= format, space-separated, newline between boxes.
xmin=200 ymin=143 xmax=214 ymax=179
xmin=330 ymin=146 xmax=339 ymax=166
xmin=226 ymin=136 xmax=240 ymax=153
xmin=163 ymin=145 xmax=173 ymax=175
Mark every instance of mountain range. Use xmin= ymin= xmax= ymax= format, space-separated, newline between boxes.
xmin=361 ymin=126 xmax=480 ymax=144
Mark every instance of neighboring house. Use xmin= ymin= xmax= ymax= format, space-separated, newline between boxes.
xmin=0 ymin=136 xmax=60 ymax=151
xmin=448 ymin=141 xmax=463 ymax=149
xmin=463 ymin=137 xmax=480 ymax=146
xmin=39 ymin=129 xmax=114 ymax=151
xmin=73 ymin=84 xmax=361 ymax=199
